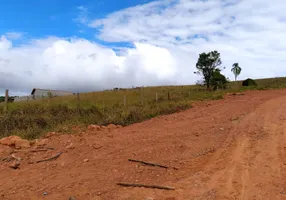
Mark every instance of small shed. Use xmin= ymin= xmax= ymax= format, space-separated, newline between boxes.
xmin=31 ymin=88 xmax=74 ymax=99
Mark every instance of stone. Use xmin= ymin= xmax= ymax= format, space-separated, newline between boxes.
xmin=83 ymin=159 xmax=89 ymax=163
xmin=34 ymin=139 xmax=49 ymax=147
xmin=69 ymin=196 xmax=77 ymax=200
xmin=0 ymin=136 xmax=30 ymax=148
xmin=107 ymin=124 xmax=117 ymax=130
xmin=92 ymin=144 xmax=102 ymax=150
xmin=0 ymin=144 xmax=13 ymax=156
xmin=45 ymin=132 xmax=58 ymax=138
xmin=116 ymin=125 xmax=123 ymax=128
xmin=15 ymin=139 xmax=30 ymax=148
xmin=65 ymin=143 xmax=74 ymax=149
xmin=0 ymin=136 xmax=21 ymax=146
xmin=9 ymin=159 xmax=20 ymax=169
xmin=87 ymin=125 xmax=101 ymax=131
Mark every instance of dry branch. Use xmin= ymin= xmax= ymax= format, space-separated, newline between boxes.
xmin=36 ymin=152 xmax=62 ymax=163
xmin=1 ymin=157 xmax=11 ymax=162
xmin=34 ymin=146 xmax=55 ymax=150
xmin=128 ymin=159 xmax=178 ymax=170
xmin=117 ymin=182 xmax=175 ymax=190
xmin=14 ymin=147 xmax=55 ymax=153
xmin=30 ymin=149 xmax=49 ymax=152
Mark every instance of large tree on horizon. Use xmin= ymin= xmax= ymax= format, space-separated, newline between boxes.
xmin=195 ymin=50 xmax=222 ymax=89
xmin=231 ymin=63 xmax=242 ymax=81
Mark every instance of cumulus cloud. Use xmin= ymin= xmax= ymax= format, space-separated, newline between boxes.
xmin=0 ymin=36 xmax=180 ymax=96
xmin=89 ymin=0 xmax=286 ymax=77
xmin=2 ymin=0 xmax=286 ymax=95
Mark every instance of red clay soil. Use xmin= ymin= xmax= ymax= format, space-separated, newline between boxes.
xmin=1 ymin=89 xmax=286 ymax=200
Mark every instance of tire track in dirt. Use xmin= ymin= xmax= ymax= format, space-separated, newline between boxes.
xmin=199 ymin=95 xmax=286 ymax=200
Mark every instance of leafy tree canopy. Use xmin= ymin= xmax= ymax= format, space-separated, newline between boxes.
xmin=195 ymin=50 xmax=223 ymax=89
xmin=231 ymin=63 xmax=242 ymax=81
xmin=210 ymin=69 xmax=228 ymax=90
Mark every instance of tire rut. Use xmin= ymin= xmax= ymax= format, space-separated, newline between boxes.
xmin=203 ymin=95 xmax=286 ymax=200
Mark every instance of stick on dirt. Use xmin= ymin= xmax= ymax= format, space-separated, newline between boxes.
xmin=36 ymin=152 xmax=63 ymax=163
xmin=128 ymin=159 xmax=178 ymax=170
xmin=117 ymin=183 xmax=175 ymax=190
xmin=36 ymin=147 xmax=55 ymax=150
xmin=30 ymin=149 xmax=49 ymax=152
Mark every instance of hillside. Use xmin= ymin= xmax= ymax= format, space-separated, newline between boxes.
xmin=1 ymin=76 xmax=286 ymax=139
xmin=1 ymin=89 xmax=286 ymax=199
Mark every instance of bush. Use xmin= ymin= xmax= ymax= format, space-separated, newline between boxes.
xmin=242 ymin=78 xmax=257 ymax=86
xmin=210 ymin=69 xmax=228 ymax=90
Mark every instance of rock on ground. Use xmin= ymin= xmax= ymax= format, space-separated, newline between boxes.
xmin=0 ymin=136 xmax=30 ymax=148
xmin=88 ymin=125 xmax=101 ymax=131
xmin=107 ymin=124 xmax=117 ymax=130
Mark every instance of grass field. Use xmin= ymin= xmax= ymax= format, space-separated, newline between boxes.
xmin=1 ymin=77 xmax=286 ymax=139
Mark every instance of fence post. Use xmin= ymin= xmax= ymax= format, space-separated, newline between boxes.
xmin=140 ymin=87 xmax=144 ymax=105
xmin=124 ymin=95 xmax=126 ymax=107
xmin=4 ymin=89 xmax=8 ymax=112
xmin=76 ymin=93 xmax=80 ymax=114
xmin=102 ymin=98 xmax=105 ymax=114
xmin=48 ymin=91 xmax=51 ymax=107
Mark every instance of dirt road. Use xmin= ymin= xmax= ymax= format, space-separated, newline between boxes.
xmin=1 ymin=89 xmax=286 ymax=200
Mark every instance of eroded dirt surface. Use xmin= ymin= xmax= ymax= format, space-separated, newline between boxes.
xmin=1 ymin=89 xmax=286 ymax=200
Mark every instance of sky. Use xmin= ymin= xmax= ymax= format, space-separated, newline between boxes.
xmin=1 ymin=0 xmax=286 ymax=96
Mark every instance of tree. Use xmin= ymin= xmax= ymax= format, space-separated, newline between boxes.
xmin=231 ymin=63 xmax=242 ymax=81
xmin=195 ymin=50 xmax=222 ymax=89
xmin=210 ymin=69 xmax=228 ymax=90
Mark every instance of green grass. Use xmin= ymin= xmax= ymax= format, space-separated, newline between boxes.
xmin=1 ymin=76 xmax=286 ymax=139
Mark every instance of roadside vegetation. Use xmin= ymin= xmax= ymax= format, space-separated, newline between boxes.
xmin=1 ymin=50 xmax=286 ymax=139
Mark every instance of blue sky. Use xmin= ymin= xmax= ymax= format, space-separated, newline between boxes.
xmin=1 ymin=0 xmax=286 ymax=96
xmin=0 ymin=0 xmax=153 ymax=43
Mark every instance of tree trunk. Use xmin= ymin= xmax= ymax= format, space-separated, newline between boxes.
xmin=206 ymin=80 xmax=210 ymax=89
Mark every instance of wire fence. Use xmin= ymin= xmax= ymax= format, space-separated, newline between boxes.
xmin=0 ymin=86 xmax=213 ymax=113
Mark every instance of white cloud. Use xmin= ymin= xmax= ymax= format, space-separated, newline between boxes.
xmin=89 ymin=0 xmax=286 ymax=78
xmin=2 ymin=0 xmax=286 ymax=95
xmin=0 ymin=36 xmax=181 ymax=96
xmin=4 ymin=32 xmax=23 ymax=40
xmin=73 ymin=5 xmax=89 ymax=25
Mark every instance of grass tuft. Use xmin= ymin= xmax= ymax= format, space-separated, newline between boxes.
xmin=1 ymin=76 xmax=286 ymax=139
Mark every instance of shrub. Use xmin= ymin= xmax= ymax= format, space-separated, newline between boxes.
xmin=242 ymin=78 xmax=257 ymax=86
xmin=210 ymin=69 xmax=228 ymax=90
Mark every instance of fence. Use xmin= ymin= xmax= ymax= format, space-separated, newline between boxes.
xmin=0 ymin=86 xmax=219 ymax=115
xmin=14 ymin=95 xmax=34 ymax=102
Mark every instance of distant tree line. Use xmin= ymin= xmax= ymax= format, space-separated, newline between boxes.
xmin=0 ymin=96 xmax=16 ymax=102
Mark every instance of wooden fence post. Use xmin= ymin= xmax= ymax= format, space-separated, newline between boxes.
xmin=76 ymin=93 xmax=80 ymax=114
xmin=102 ymin=98 xmax=105 ymax=114
xmin=140 ymin=87 xmax=144 ymax=105
xmin=47 ymin=90 xmax=51 ymax=107
xmin=4 ymin=89 xmax=8 ymax=112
